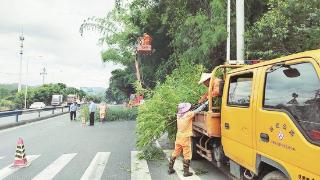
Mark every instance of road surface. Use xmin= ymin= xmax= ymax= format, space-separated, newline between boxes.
xmin=0 ymin=114 xmax=229 ymax=180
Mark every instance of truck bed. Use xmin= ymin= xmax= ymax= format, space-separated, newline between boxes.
xmin=193 ymin=111 xmax=221 ymax=137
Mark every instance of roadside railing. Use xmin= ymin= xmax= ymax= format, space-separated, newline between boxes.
xmin=0 ymin=106 xmax=70 ymax=123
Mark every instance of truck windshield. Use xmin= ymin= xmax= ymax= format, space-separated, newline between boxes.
xmin=264 ymin=62 xmax=320 ymax=144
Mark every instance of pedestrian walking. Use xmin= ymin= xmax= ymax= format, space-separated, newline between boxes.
xmin=99 ymin=102 xmax=107 ymax=122
xmin=168 ymin=102 xmax=206 ymax=177
xmin=69 ymin=102 xmax=78 ymax=121
xmin=89 ymin=100 xmax=96 ymax=126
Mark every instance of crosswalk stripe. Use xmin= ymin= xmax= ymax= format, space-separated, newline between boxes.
xmin=0 ymin=155 xmax=40 ymax=179
xmin=80 ymin=152 xmax=110 ymax=180
xmin=0 ymin=156 xmax=4 ymax=160
xmin=131 ymin=151 xmax=152 ymax=180
xmin=163 ymin=150 xmax=201 ymax=180
xmin=32 ymin=153 xmax=77 ymax=180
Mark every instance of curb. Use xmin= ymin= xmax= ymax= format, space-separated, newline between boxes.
xmin=0 ymin=112 xmax=69 ymax=130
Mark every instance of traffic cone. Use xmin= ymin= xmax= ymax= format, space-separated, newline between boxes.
xmin=13 ymin=137 xmax=27 ymax=167
xmin=81 ymin=117 xmax=86 ymax=127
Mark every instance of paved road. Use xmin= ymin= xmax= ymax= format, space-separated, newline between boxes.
xmin=0 ymin=114 xmax=229 ymax=180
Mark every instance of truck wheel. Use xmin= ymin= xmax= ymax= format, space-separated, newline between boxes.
xmin=191 ymin=137 xmax=202 ymax=160
xmin=261 ymin=171 xmax=287 ymax=180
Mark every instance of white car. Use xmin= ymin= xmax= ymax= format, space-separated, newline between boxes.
xmin=29 ymin=102 xmax=46 ymax=109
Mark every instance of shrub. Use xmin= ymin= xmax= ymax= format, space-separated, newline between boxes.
xmin=77 ymin=104 xmax=137 ymax=122
xmin=78 ymin=104 xmax=90 ymax=121
xmin=106 ymin=106 xmax=137 ymax=121
xmin=0 ymin=99 xmax=15 ymax=111
xmin=136 ymin=62 xmax=206 ymax=149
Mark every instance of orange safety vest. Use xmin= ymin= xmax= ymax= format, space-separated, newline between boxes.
xmin=176 ymin=112 xmax=195 ymax=138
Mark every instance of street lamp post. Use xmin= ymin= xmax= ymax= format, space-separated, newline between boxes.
xmin=18 ymin=33 xmax=25 ymax=92
xmin=24 ymin=56 xmax=43 ymax=109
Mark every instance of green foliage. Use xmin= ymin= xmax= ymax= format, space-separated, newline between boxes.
xmin=78 ymin=104 xmax=90 ymax=121
xmin=0 ymin=85 xmax=17 ymax=110
xmin=137 ymin=144 xmax=164 ymax=161
xmin=106 ymin=106 xmax=138 ymax=121
xmin=0 ymin=87 xmax=12 ymax=99
xmin=136 ymin=62 xmax=206 ymax=148
xmin=0 ymin=99 xmax=15 ymax=111
xmin=78 ymin=105 xmax=137 ymax=122
xmin=82 ymin=0 xmax=320 ymax=153
xmin=10 ymin=83 xmax=86 ymax=109
xmin=85 ymin=94 xmax=105 ymax=103
xmin=246 ymin=0 xmax=320 ymax=59
xmin=194 ymin=168 xmax=209 ymax=176
xmin=105 ymin=68 xmax=136 ymax=103
xmin=77 ymin=104 xmax=100 ymax=122
xmin=63 ymin=87 xmax=86 ymax=100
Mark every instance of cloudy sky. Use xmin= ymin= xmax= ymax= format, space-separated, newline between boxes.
xmin=0 ymin=0 xmax=121 ymax=89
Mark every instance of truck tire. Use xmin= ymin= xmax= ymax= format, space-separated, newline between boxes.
xmin=191 ymin=137 xmax=202 ymax=160
xmin=261 ymin=171 xmax=287 ymax=180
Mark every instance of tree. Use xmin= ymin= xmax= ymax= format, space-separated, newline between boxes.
xmin=246 ymin=0 xmax=320 ymax=59
xmin=12 ymin=83 xmax=86 ymax=109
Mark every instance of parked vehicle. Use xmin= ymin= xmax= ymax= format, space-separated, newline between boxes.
xmin=30 ymin=102 xmax=46 ymax=109
xmin=51 ymin=95 xmax=63 ymax=106
xmin=67 ymin=94 xmax=76 ymax=105
xmin=192 ymin=50 xmax=320 ymax=179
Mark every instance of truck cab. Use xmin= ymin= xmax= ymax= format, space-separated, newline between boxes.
xmin=193 ymin=50 xmax=320 ymax=179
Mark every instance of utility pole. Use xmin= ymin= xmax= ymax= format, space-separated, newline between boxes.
xmin=236 ymin=0 xmax=245 ymax=64
xmin=18 ymin=31 xmax=25 ymax=92
xmin=226 ymin=0 xmax=231 ymax=64
xmin=24 ymin=58 xmax=29 ymax=109
xmin=40 ymin=67 xmax=47 ymax=85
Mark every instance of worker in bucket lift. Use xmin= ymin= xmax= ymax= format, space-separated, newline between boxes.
xmin=168 ymin=102 xmax=207 ymax=177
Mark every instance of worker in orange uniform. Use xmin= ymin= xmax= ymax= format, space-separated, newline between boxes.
xmin=99 ymin=102 xmax=107 ymax=122
xmin=168 ymin=102 xmax=207 ymax=177
xmin=197 ymin=73 xmax=211 ymax=104
xmin=197 ymin=73 xmax=222 ymax=104
xmin=142 ymin=33 xmax=152 ymax=45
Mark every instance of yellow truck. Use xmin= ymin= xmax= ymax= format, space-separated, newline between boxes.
xmin=192 ymin=49 xmax=320 ymax=180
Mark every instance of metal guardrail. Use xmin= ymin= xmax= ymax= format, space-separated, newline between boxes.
xmin=0 ymin=106 xmax=70 ymax=123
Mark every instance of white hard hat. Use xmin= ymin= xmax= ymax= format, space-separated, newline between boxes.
xmin=198 ymin=73 xmax=211 ymax=84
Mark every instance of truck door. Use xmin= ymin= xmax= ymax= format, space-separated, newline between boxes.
xmin=222 ymin=70 xmax=257 ymax=171
xmin=256 ymin=58 xmax=320 ymax=179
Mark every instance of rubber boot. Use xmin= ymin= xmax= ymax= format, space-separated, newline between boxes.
xmin=183 ymin=159 xmax=193 ymax=177
xmin=168 ymin=156 xmax=176 ymax=174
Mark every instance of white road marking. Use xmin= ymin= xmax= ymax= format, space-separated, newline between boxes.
xmin=0 ymin=156 xmax=4 ymax=160
xmin=32 ymin=153 xmax=77 ymax=180
xmin=80 ymin=152 xmax=110 ymax=180
xmin=163 ymin=150 xmax=201 ymax=180
xmin=131 ymin=151 xmax=152 ymax=180
xmin=0 ymin=155 xmax=40 ymax=179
